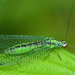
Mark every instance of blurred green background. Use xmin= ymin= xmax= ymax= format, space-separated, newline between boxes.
xmin=0 ymin=0 xmax=75 ymax=53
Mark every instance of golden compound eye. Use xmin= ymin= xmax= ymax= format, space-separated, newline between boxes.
xmin=63 ymin=45 xmax=66 ymax=48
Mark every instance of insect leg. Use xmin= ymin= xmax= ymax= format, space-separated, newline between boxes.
xmin=43 ymin=54 xmax=50 ymax=62
xmin=54 ymin=50 xmax=62 ymax=61
xmin=43 ymin=49 xmax=53 ymax=62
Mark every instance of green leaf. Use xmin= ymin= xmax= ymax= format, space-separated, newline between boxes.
xmin=0 ymin=48 xmax=75 ymax=75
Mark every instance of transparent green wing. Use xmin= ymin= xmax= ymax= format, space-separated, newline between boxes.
xmin=0 ymin=46 xmax=51 ymax=66
xmin=0 ymin=35 xmax=53 ymax=53
xmin=0 ymin=35 xmax=53 ymax=66
xmin=0 ymin=35 xmax=49 ymax=40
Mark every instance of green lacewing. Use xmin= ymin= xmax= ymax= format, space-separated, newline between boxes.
xmin=0 ymin=35 xmax=67 ymax=66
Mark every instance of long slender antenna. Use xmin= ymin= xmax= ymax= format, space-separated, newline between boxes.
xmin=68 ymin=44 xmax=75 ymax=48
xmin=65 ymin=4 xmax=73 ymax=41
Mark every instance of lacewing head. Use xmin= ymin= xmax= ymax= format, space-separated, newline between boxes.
xmin=62 ymin=41 xmax=68 ymax=48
